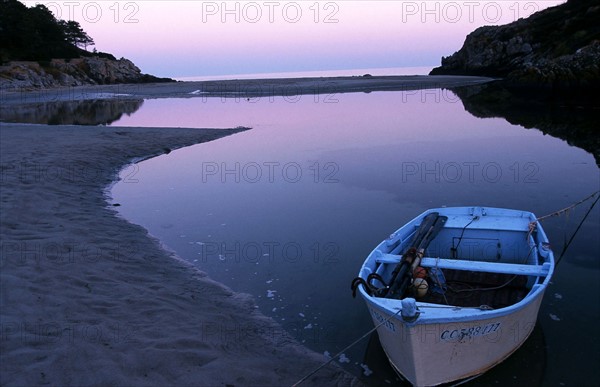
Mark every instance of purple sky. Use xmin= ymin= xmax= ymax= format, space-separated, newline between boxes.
xmin=27 ymin=1 xmax=563 ymax=78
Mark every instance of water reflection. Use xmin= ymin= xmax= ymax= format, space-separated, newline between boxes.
xmin=107 ymin=90 xmax=597 ymax=386
xmin=451 ymin=82 xmax=600 ymax=166
xmin=0 ymin=98 xmax=143 ymax=125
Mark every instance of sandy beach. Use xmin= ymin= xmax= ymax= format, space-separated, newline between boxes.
xmin=0 ymin=123 xmax=360 ymax=386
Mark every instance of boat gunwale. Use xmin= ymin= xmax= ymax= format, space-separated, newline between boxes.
xmin=358 ymin=206 xmax=555 ymax=324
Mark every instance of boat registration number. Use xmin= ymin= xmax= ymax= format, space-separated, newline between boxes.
xmin=440 ymin=322 xmax=501 ymax=341
xmin=369 ymin=308 xmax=396 ymax=332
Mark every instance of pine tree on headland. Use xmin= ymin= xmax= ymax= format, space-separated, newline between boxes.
xmin=59 ymin=20 xmax=95 ymax=51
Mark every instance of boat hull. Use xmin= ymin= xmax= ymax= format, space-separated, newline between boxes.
xmin=356 ymin=207 xmax=554 ymax=386
xmin=364 ymin=289 xmax=545 ymax=386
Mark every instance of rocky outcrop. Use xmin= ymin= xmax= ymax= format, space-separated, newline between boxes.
xmin=430 ymin=0 xmax=600 ymax=92
xmin=0 ymin=57 xmax=174 ymax=90
xmin=505 ymin=40 xmax=600 ymax=91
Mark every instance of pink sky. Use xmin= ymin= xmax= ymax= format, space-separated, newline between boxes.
xmin=26 ymin=1 xmax=564 ymax=78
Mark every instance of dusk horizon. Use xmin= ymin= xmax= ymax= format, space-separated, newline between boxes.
xmin=23 ymin=0 xmax=563 ymax=78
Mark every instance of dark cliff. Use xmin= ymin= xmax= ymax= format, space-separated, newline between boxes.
xmin=430 ymin=0 xmax=600 ymax=93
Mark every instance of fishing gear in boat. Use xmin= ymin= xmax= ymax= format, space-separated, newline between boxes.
xmin=384 ymin=212 xmax=440 ymax=298
xmin=351 ymin=273 xmax=391 ymax=297
xmin=393 ymin=214 xmax=448 ymax=299
xmin=351 ymin=212 xmax=447 ymax=299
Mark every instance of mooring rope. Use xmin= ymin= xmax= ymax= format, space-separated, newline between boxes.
xmin=556 ymin=191 xmax=600 ymax=266
xmin=528 ymin=190 xmax=599 ymax=245
xmin=533 ymin=191 xmax=599 ymax=223
xmin=291 ymin=307 xmax=403 ymax=387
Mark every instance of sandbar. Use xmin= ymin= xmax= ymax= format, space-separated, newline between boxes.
xmin=0 ymin=123 xmax=359 ymax=386
xmin=0 ymin=75 xmax=495 ymax=104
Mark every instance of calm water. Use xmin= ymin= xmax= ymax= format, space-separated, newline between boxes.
xmin=110 ymin=90 xmax=599 ymax=386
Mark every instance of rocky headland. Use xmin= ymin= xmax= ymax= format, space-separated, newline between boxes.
xmin=0 ymin=0 xmax=173 ymax=90
xmin=431 ymin=0 xmax=600 ymax=94
xmin=0 ymin=57 xmax=173 ymax=90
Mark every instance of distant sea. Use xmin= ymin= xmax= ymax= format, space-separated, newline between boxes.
xmin=175 ymin=66 xmax=434 ymax=81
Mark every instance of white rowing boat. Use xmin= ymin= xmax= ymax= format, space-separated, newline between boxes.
xmin=351 ymin=207 xmax=554 ymax=386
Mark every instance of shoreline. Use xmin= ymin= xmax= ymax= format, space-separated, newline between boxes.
xmin=0 ymin=75 xmax=495 ymax=105
xmin=0 ymin=75 xmax=491 ymax=385
xmin=0 ymin=124 xmax=358 ymax=386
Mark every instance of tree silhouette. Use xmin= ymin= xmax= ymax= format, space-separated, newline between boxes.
xmin=0 ymin=0 xmax=96 ymax=62
xmin=60 ymin=20 xmax=95 ymax=51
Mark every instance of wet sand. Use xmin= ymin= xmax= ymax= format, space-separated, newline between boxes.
xmin=0 ymin=123 xmax=359 ymax=386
